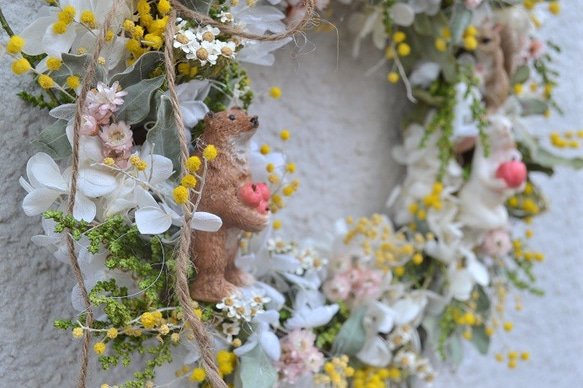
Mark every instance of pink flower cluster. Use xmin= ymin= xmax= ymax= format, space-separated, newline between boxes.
xmin=464 ymin=0 xmax=483 ymax=9
xmin=323 ymin=266 xmax=383 ymax=307
xmin=275 ymin=329 xmax=324 ymax=385
xmin=80 ymin=81 xmax=133 ymax=167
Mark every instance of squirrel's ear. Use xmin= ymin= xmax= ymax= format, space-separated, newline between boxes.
xmin=493 ymin=23 xmax=504 ymax=33
xmin=205 ymin=111 xmax=215 ymax=120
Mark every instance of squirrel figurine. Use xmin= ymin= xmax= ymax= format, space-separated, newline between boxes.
xmin=190 ymin=108 xmax=270 ymax=302
xmin=475 ymin=23 xmax=515 ymax=111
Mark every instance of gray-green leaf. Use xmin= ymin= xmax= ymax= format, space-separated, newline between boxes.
xmin=450 ymin=5 xmax=472 ymax=45
xmin=110 ymin=51 xmax=165 ymax=89
xmin=52 ymin=53 xmax=106 ymax=85
xmin=470 ymin=325 xmax=490 ymax=355
xmin=235 ymin=344 xmax=277 ymax=388
xmin=115 ymin=75 xmax=164 ymax=125
xmin=510 ymin=65 xmax=531 ymax=85
xmin=31 ymin=120 xmax=71 ymax=159
xmin=146 ymin=94 xmax=181 ymax=177
xmin=447 ymin=334 xmax=464 ymax=366
xmin=516 ymin=127 xmax=583 ymax=170
xmin=331 ymin=306 xmax=367 ymax=356
xmin=518 ymin=98 xmax=548 ymax=116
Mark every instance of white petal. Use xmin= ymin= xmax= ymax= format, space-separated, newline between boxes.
xmin=78 ymin=167 xmax=117 ymax=197
xmin=390 ymin=4 xmax=415 ymax=27
xmin=233 ymin=336 xmax=258 ymax=356
xmin=356 ymin=337 xmax=392 ymax=367
xmin=469 ymin=259 xmax=489 ymax=286
xmin=73 ymin=193 xmax=96 ymax=222
xmin=20 ymin=16 xmax=54 ymax=56
xmin=285 ymin=304 xmax=339 ymax=329
xmin=22 ymin=188 xmax=61 ymax=216
xmin=191 ymin=212 xmax=223 ymax=232
xmin=181 ymin=101 xmax=209 ymax=128
xmin=138 ymin=154 xmax=173 ymax=184
xmin=19 ymin=176 xmax=34 ymax=193
xmin=134 ymin=186 xmax=159 ymax=208
xmin=135 ymin=206 xmax=173 ymax=234
xmin=393 ymin=298 xmax=423 ymax=326
xmin=259 ymin=331 xmax=281 ymax=361
xmin=27 ymin=153 xmax=67 ymax=191
xmin=42 ymin=23 xmax=77 ymax=58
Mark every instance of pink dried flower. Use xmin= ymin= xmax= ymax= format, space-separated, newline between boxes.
xmin=99 ymin=121 xmax=134 ymax=152
xmin=80 ymin=114 xmax=98 ymax=136
xmin=275 ymin=329 xmax=324 ymax=384
xmin=464 ymin=0 xmax=483 ymax=9
xmin=86 ymin=81 xmax=128 ymax=120
xmin=323 ymin=272 xmax=352 ymax=302
xmin=351 ymin=268 xmax=383 ymax=305
xmin=482 ymin=229 xmax=512 ymax=258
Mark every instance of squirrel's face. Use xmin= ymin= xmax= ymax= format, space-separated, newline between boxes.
xmin=205 ymin=108 xmax=259 ymax=134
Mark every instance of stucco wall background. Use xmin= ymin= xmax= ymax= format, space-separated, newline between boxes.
xmin=1 ymin=1 xmax=581 ymax=387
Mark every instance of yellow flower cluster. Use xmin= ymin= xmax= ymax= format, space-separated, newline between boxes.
xmin=124 ymin=0 xmax=173 ymax=64
xmin=495 ymin=350 xmax=530 ymax=369
xmin=549 ymin=130 xmax=581 ymax=148
xmin=463 ymin=25 xmax=478 ymax=51
xmin=352 ymin=366 xmax=402 ymax=388
xmin=435 ymin=27 xmax=451 ymax=52
xmin=173 ymin=146 xmax=216 ymax=205
xmin=216 ymin=350 xmax=237 ymax=376
xmin=53 ymin=5 xmax=76 ymax=34
xmin=314 ymin=355 xmax=354 ymax=388
xmin=129 ymin=155 xmax=148 ymax=171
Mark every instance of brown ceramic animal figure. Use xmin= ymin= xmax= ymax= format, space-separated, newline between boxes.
xmin=475 ymin=23 xmax=511 ymax=111
xmin=190 ymin=108 xmax=269 ymax=302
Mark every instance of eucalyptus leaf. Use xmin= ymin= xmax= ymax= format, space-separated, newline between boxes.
xmin=475 ymin=286 xmax=490 ymax=312
xmin=31 ymin=120 xmax=71 ymax=159
xmin=510 ymin=65 xmax=531 ymax=85
xmin=181 ymin=0 xmax=213 ymax=14
xmin=52 ymin=53 xmax=106 ymax=85
xmin=146 ymin=94 xmax=181 ymax=177
xmin=518 ymin=98 xmax=548 ymax=116
xmin=412 ymin=89 xmax=445 ymax=107
xmin=115 ymin=75 xmax=164 ymax=125
xmin=470 ymin=325 xmax=490 ymax=355
xmin=413 ymin=14 xmax=433 ymax=36
xmin=235 ymin=344 xmax=277 ymax=388
xmin=450 ymin=5 xmax=472 ymax=45
xmin=447 ymin=335 xmax=463 ymax=366
xmin=110 ymin=51 xmax=164 ymax=89
xmin=516 ymin=127 xmax=583 ymax=170
xmin=331 ymin=306 xmax=367 ymax=356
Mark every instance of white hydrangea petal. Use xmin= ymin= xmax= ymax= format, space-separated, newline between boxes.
xmin=73 ymin=193 xmax=96 ymax=222
xmin=259 ymin=331 xmax=281 ymax=361
xmin=42 ymin=23 xmax=77 ymax=58
xmin=390 ymin=3 xmax=415 ymax=27
xmin=22 ymin=188 xmax=61 ymax=216
xmin=27 ymin=152 xmax=67 ymax=191
xmin=135 ymin=206 xmax=173 ymax=235
xmin=20 ymin=16 xmax=54 ymax=56
xmin=191 ymin=212 xmax=222 ymax=232
xmin=285 ymin=304 xmax=339 ymax=329
xmin=78 ymin=167 xmax=117 ymax=197
xmin=356 ymin=337 xmax=392 ymax=367
xmin=181 ymin=101 xmax=209 ymax=128
xmin=138 ymin=154 xmax=173 ymax=184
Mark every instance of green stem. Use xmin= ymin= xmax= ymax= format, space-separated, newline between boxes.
xmin=0 ymin=7 xmax=15 ymax=36
xmin=45 ymin=88 xmax=61 ymax=107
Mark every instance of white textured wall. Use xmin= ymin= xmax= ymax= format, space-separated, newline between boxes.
xmin=1 ymin=1 xmax=582 ymax=387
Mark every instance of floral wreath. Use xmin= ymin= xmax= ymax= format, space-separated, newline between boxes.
xmin=1 ymin=0 xmax=578 ymax=387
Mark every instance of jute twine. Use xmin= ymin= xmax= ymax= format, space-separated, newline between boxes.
xmin=67 ymin=0 xmax=125 ymax=387
xmin=66 ymin=1 xmax=315 ymax=387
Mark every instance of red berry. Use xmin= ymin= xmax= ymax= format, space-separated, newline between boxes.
xmin=238 ymin=183 xmax=262 ymax=206
xmin=496 ymin=160 xmax=527 ymax=188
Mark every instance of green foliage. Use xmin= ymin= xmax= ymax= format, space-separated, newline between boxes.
xmin=437 ymin=305 xmax=456 ymax=359
xmin=331 ymin=305 xmax=367 ymax=357
xmin=31 ymin=119 xmax=71 ymax=159
xmin=146 ymin=94 xmax=182 ymax=179
xmin=315 ymin=301 xmax=350 ymax=350
xmin=235 ymin=344 xmax=277 ymax=388
xmin=115 ymin=75 xmax=165 ymax=125
xmin=17 ymin=90 xmax=57 ymax=110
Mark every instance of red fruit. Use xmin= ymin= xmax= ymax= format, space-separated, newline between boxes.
xmin=256 ymin=182 xmax=271 ymax=201
xmin=496 ymin=160 xmax=527 ymax=188
xmin=256 ymin=200 xmax=270 ymax=215
xmin=239 ymin=183 xmax=262 ymax=207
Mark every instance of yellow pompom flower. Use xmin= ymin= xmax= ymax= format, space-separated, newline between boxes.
xmin=273 ymin=220 xmax=282 ymax=230
xmin=186 ymin=156 xmax=202 ymax=172
xmin=259 ymin=144 xmax=270 ymax=155
xmin=387 ymin=72 xmax=400 ymax=83
xmin=280 ymin=129 xmax=290 ymax=140
xmin=269 ymin=86 xmax=282 ymax=99
xmin=104 ymin=327 xmax=118 ymax=339
xmin=203 ymin=144 xmax=218 ymax=160
xmin=286 ymin=163 xmax=296 ymax=173
xmin=158 ymin=0 xmax=171 ymax=15
xmin=38 ymin=74 xmax=55 ymax=89
xmin=6 ymin=35 xmax=25 ymax=54
xmin=72 ymin=327 xmax=84 ymax=338
xmin=548 ymin=2 xmax=560 ymax=15
xmin=397 ymin=43 xmax=411 ymax=57
xmin=181 ymin=174 xmax=197 ymax=188
xmin=94 ymin=342 xmax=106 ymax=355
xmin=60 ymin=5 xmax=76 ymax=24
xmin=53 ymin=21 xmax=68 ymax=34
xmin=66 ymin=75 xmax=80 ymax=89
xmin=46 ymin=57 xmax=63 ymax=71
xmin=435 ymin=38 xmax=447 ymax=52
xmin=189 ymin=367 xmax=206 ymax=382
xmin=464 ymin=36 xmax=478 ymax=51
xmin=282 ymin=186 xmax=294 ymax=196
xmin=11 ymin=58 xmax=31 ymax=75
xmin=143 ymin=33 xmax=163 ymax=50
xmin=392 ymin=31 xmax=406 ymax=43
xmin=141 ymin=312 xmax=157 ymax=329
xmin=80 ymin=10 xmax=96 ymax=28
xmin=173 ymin=186 xmax=189 ymax=205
